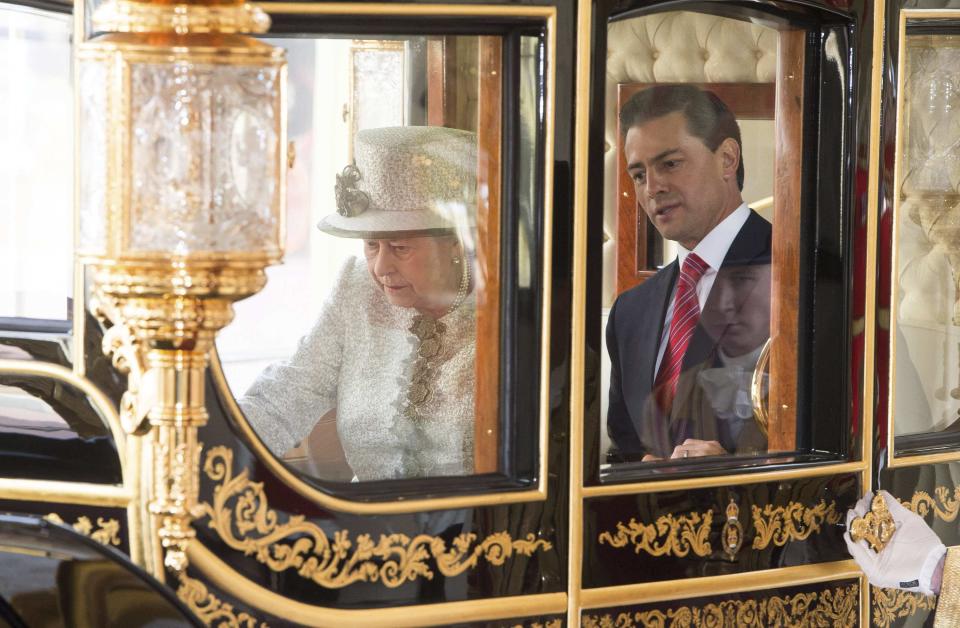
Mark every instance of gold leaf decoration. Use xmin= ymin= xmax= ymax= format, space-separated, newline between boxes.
xmin=196 ymin=446 xmax=552 ymax=588
xmin=44 ymin=513 xmax=122 ymax=546
xmin=850 ymin=493 xmax=896 ymax=552
xmin=870 ymin=586 xmax=937 ymax=627
xmin=751 ymin=499 xmax=841 ymax=549
xmin=721 ymin=499 xmax=744 ymax=560
xmin=596 ymin=511 xmax=713 ymax=558
xmin=176 ymin=573 xmax=266 ymax=627
xmin=582 ymin=584 xmax=858 ymax=627
xmin=904 ymin=486 xmax=960 ymax=522
xmin=582 ymin=612 xmax=633 ymax=628
xmin=511 ymin=620 xmax=562 ymax=628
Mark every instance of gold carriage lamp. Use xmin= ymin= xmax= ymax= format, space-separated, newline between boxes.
xmin=76 ymin=0 xmax=286 ymax=572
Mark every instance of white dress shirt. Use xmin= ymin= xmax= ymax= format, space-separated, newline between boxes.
xmin=653 ymin=202 xmax=750 ymax=375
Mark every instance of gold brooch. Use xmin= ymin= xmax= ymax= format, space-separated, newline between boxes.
xmin=849 ymin=493 xmax=897 ymax=552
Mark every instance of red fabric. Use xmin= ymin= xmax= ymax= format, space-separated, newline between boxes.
xmin=654 ymin=252 xmax=709 ymax=413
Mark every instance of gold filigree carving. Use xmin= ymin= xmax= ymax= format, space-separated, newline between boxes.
xmin=44 ymin=513 xmax=122 ymax=546
xmin=751 ymin=499 xmax=842 ymax=549
xmin=582 ymin=584 xmax=858 ymax=627
xmin=870 ymin=586 xmax=937 ymax=627
xmin=196 ymin=447 xmax=552 ymax=588
xmin=176 ymin=573 xmax=267 ymax=628
xmin=721 ymin=499 xmax=743 ymax=560
xmin=597 ymin=510 xmax=713 ymax=558
xmin=850 ymin=494 xmax=897 ymax=552
xmin=511 ymin=621 xmax=562 ymax=628
xmin=904 ymin=486 xmax=960 ymax=522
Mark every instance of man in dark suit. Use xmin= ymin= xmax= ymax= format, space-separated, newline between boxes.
xmin=606 ymin=84 xmax=773 ymax=462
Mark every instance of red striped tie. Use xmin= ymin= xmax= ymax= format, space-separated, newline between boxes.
xmin=654 ymin=253 xmax=709 ymax=414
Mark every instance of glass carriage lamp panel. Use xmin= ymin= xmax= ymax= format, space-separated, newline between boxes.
xmin=77 ymin=44 xmax=286 ymax=260
xmin=892 ymin=29 xmax=960 ymax=449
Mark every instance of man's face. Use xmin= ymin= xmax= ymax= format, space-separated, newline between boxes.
xmin=701 ymin=263 xmax=772 ymax=357
xmin=624 ymin=111 xmax=738 ymax=250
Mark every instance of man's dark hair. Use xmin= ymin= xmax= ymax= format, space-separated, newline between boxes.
xmin=619 ymin=84 xmax=744 ymax=191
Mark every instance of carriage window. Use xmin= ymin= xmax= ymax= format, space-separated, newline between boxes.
xmin=891 ymin=26 xmax=960 ymax=453
xmin=217 ymin=31 xmax=544 ymax=483
xmin=0 ymin=4 xmax=73 ymax=320
xmin=597 ymin=9 xmax=849 ymax=478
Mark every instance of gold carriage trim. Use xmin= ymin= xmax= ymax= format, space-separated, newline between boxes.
xmin=597 ymin=511 xmax=713 ymax=558
xmin=905 ymin=486 xmax=960 ymax=522
xmin=751 ymin=499 xmax=841 ymax=550
xmin=196 ymin=447 xmax=553 ymax=588
xmin=177 ymin=573 xmax=267 ymax=628
xmin=870 ymin=586 xmax=937 ymax=628
xmin=44 ymin=513 xmax=122 ymax=547
xmin=509 ymin=621 xmax=562 ymax=628
xmin=581 ymin=583 xmax=858 ymax=627
xmin=721 ymin=499 xmax=744 ymax=561
xmin=850 ymin=494 xmax=896 ymax=553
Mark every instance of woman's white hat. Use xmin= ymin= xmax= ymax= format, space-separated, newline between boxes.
xmin=318 ymin=126 xmax=477 ymax=239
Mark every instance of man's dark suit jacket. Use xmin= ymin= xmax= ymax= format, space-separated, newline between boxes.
xmin=606 ymin=209 xmax=773 ymax=460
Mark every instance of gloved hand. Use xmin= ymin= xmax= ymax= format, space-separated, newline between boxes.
xmin=844 ymin=490 xmax=946 ymax=596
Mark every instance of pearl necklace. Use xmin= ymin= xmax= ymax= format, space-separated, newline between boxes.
xmin=446 ymin=258 xmax=471 ymax=315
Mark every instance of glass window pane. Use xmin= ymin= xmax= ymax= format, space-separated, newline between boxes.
xmin=599 ymin=11 xmax=802 ymax=475
xmin=892 ymin=30 xmax=960 ymax=445
xmin=217 ymin=31 xmax=543 ymax=484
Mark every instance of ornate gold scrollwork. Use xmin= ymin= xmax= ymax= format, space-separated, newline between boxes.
xmin=849 ymin=494 xmax=897 ymax=553
xmin=721 ymin=499 xmax=743 ymax=560
xmin=751 ymin=499 xmax=842 ymax=550
xmin=597 ymin=511 xmax=713 ymax=558
xmin=870 ymin=586 xmax=937 ymax=627
xmin=581 ymin=584 xmax=858 ymax=627
xmin=510 ymin=621 xmax=562 ymax=628
xmin=176 ymin=573 xmax=267 ymax=628
xmin=196 ymin=447 xmax=552 ymax=588
xmin=904 ymin=486 xmax=960 ymax=522
xmin=98 ymin=310 xmax=150 ymax=436
xmin=44 ymin=513 xmax=122 ymax=547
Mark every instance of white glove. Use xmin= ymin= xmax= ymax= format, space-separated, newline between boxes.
xmin=844 ymin=490 xmax=946 ymax=596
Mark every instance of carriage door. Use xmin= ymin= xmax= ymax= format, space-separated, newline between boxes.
xmin=70 ymin=0 xmax=579 ymax=624
xmin=571 ymin=0 xmax=881 ymax=623
xmin=872 ymin=4 xmax=960 ymax=627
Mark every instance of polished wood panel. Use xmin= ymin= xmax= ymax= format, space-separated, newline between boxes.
xmin=427 ymin=37 xmax=453 ymax=126
xmin=427 ymin=36 xmax=479 ymax=131
xmin=768 ymin=31 xmax=804 ymax=452
xmin=614 ymin=83 xmax=776 ymax=296
xmin=474 ymin=35 xmax=502 ymax=473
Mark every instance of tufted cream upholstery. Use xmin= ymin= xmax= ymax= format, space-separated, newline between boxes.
xmin=606 ymin=13 xmax=778 ymax=83
xmin=602 ymin=12 xmax=779 ymax=307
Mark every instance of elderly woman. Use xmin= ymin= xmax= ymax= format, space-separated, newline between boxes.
xmin=241 ymin=126 xmax=477 ymax=481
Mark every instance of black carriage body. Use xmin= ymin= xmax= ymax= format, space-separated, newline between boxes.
xmin=0 ymin=0 xmax=958 ymax=625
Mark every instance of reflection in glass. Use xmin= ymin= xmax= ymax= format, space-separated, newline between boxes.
xmin=894 ymin=35 xmax=960 ymax=439
xmin=0 ymin=378 xmax=121 ymax=483
xmin=217 ymin=34 xmax=541 ymax=482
